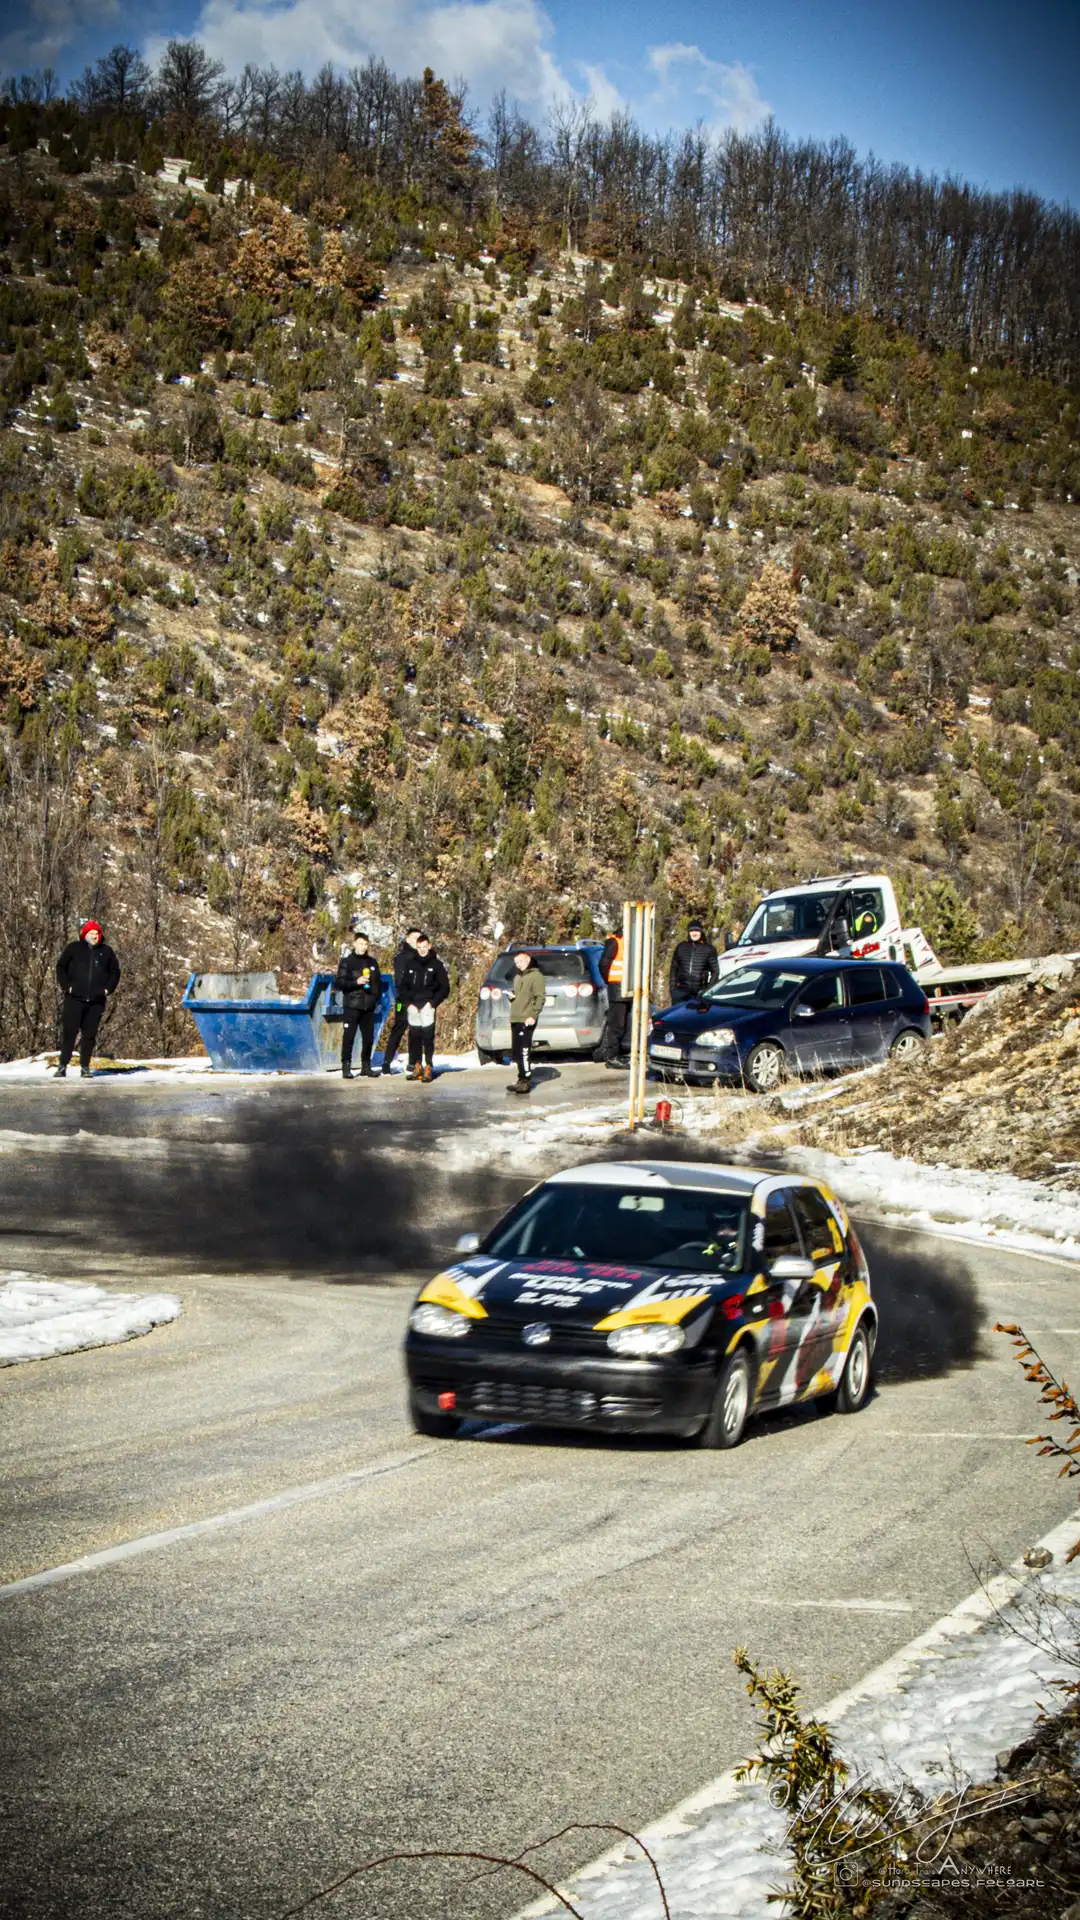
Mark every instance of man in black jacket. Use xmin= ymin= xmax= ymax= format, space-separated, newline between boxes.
xmin=400 ymin=934 xmax=450 ymax=1083
xmin=669 ymin=920 xmax=720 ymax=1004
xmin=380 ymin=927 xmax=421 ymax=1075
xmin=55 ymin=920 xmax=121 ymax=1078
xmin=333 ymin=931 xmax=383 ymax=1079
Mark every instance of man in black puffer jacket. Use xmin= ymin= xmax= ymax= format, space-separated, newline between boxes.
xmin=669 ymin=919 xmax=719 ymax=1004
xmin=55 ymin=920 xmax=121 ymax=1078
xmin=333 ymin=930 xmax=383 ymax=1079
xmin=399 ymin=934 xmax=450 ymax=1083
xmin=379 ymin=928 xmax=421 ymax=1075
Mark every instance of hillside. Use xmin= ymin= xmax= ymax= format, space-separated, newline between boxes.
xmin=794 ymin=957 xmax=1080 ymax=1180
xmin=1 ymin=71 xmax=1079 ymax=1060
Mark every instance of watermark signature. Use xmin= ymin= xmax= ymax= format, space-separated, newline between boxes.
xmin=765 ymin=1769 xmax=1045 ymax=1892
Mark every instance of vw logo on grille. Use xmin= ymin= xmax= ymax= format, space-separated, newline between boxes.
xmin=522 ymin=1322 xmax=551 ymax=1347
xmin=665 ymin=1031 xmax=675 ymax=1043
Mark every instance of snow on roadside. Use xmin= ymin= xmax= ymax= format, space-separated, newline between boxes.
xmin=0 ymin=1048 xmax=485 ymax=1080
xmin=516 ymin=1530 xmax=1080 ymax=1920
xmin=0 ymin=1275 xmax=181 ymax=1366
xmin=468 ymin=1090 xmax=1080 ymax=1264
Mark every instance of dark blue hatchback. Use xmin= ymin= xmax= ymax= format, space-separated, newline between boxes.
xmin=649 ymin=957 xmax=932 ymax=1092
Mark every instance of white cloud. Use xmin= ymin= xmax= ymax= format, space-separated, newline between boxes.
xmin=648 ymin=41 xmax=769 ymax=134
xmin=580 ymin=63 xmax=626 ymax=121
xmin=156 ymin=0 xmax=571 ymax=112
xmin=0 ymin=0 xmax=120 ymax=76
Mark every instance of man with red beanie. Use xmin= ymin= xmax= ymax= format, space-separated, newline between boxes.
xmin=54 ymin=920 xmax=121 ymax=1078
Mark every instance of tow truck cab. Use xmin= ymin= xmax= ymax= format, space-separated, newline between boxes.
xmin=716 ymin=873 xmax=911 ymax=981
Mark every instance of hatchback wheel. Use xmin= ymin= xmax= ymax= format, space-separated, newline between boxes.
xmin=476 ymin=1046 xmax=497 ymax=1065
xmin=745 ymin=1041 xmax=786 ymax=1094
xmin=836 ymin=1324 xmax=871 ymax=1414
xmin=890 ymin=1028 xmax=924 ymax=1061
xmin=697 ymin=1349 xmax=753 ymax=1449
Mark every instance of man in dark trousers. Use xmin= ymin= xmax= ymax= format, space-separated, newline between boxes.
xmin=380 ymin=927 xmax=421 ymax=1074
xmin=669 ymin=919 xmax=720 ymax=1004
xmin=507 ymin=950 xmax=546 ymax=1095
xmin=597 ymin=924 xmax=630 ymax=1067
xmin=333 ymin=930 xmax=383 ymax=1079
xmin=54 ymin=919 xmax=121 ymax=1078
xmin=400 ymin=933 xmax=450 ymax=1083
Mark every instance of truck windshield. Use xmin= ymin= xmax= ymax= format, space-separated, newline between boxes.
xmin=485 ymin=1184 xmax=749 ymax=1275
xmin=739 ymin=892 xmax=836 ymax=945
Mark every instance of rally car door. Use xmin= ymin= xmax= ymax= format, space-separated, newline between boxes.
xmin=788 ymin=1184 xmax=852 ymax=1391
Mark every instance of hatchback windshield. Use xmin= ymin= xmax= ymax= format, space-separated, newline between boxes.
xmin=705 ymin=966 xmax=811 ymax=1007
xmin=739 ymin=891 xmax=836 ymax=945
xmin=484 ymin=1184 xmax=749 ymax=1275
xmin=488 ymin=951 xmax=589 ymax=984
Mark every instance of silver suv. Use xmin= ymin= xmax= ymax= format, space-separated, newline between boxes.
xmin=476 ymin=945 xmax=608 ymax=1062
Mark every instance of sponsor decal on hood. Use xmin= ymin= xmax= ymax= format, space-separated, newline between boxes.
xmin=420 ymin=1257 xmax=723 ymax=1325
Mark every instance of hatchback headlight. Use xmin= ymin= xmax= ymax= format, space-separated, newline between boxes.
xmin=409 ymin=1303 xmax=472 ymax=1338
xmin=696 ymin=1027 xmax=736 ymax=1049
xmin=607 ymin=1323 xmax=685 ymax=1357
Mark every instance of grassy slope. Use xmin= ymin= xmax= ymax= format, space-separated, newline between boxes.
xmin=1 ymin=145 xmax=1079 ymax=1053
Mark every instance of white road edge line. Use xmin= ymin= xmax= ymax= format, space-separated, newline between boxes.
xmin=0 ymin=1449 xmax=434 ymax=1601
xmin=511 ymin=1508 xmax=1080 ymax=1919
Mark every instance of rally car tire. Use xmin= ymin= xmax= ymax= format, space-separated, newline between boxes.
xmin=477 ymin=1047 xmax=497 ymax=1065
xmin=889 ymin=1028 xmax=925 ymax=1061
xmin=408 ymin=1388 xmax=463 ymax=1438
xmin=697 ymin=1348 xmax=754 ymax=1449
xmin=745 ymin=1042 xmax=786 ymax=1095
xmin=836 ymin=1323 xmax=872 ymax=1415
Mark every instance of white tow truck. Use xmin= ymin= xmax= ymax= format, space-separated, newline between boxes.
xmin=717 ymin=872 xmax=1035 ymax=1028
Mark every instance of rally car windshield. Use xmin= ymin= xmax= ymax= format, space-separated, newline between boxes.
xmin=484 ymin=1185 xmax=749 ymax=1275
xmin=704 ymin=966 xmax=810 ymax=1007
xmin=739 ymin=892 xmax=836 ymax=945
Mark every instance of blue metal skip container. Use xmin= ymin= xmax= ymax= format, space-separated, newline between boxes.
xmin=182 ymin=970 xmax=395 ymax=1073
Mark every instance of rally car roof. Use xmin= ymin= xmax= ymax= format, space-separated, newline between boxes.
xmin=547 ymin=1160 xmax=761 ymax=1194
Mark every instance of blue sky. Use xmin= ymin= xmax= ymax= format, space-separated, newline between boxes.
xmin=3 ymin=0 xmax=1078 ymax=208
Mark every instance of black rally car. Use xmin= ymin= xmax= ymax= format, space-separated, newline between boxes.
xmin=404 ymin=1160 xmax=877 ymax=1449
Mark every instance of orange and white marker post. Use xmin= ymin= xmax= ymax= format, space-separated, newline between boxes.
xmin=624 ymin=899 xmax=655 ymax=1132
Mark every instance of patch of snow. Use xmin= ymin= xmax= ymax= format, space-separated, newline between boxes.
xmin=0 ymin=1275 xmax=181 ymax=1366
xmin=469 ymin=1088 xmax=1080 ymax=1261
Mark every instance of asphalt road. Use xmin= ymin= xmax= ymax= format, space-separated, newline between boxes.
xmin=1 ymin=1072 xmax=1077 ymax=1920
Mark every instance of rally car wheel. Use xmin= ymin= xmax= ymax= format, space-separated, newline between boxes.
xmin=697 ymin=1349 xmax=753 ymax=1449
xmin=408 ymin=1388 xmax=463 ymax=1438
xmin=745 ymin=1042 xmax=786 ymax=1094
xmin=890 ymin=1028 xmax=925 ymax=1061
xmin=476 ymin=1047 xmax=497 ymax=1065
xmin=836 ymin=1323 xmax=871 ymax=1414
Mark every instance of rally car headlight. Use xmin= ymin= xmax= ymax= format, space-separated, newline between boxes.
xmin=607 ymin=1323 xmax=686 ymax=1357
xmin=409 ymin=1303 xmax=472 ymax=1338
xmin=695 ymin=1027 xmax=735 ymax=1049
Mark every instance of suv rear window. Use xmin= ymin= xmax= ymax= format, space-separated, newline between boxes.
xmin=488 ymin=950 xmax=589 ymax=985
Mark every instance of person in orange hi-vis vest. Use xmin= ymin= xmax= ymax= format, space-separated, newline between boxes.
xmin=596 ymin=927 xmax=630 ymax=1066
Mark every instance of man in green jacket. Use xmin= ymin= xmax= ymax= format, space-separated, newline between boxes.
xmin=507 ymin=950 xmax=546 ymax=1095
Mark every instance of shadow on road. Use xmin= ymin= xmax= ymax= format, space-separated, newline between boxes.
xmin=0 ymin=1092 xmax=984 ymax=1382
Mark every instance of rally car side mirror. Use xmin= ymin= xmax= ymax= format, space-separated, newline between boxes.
xmin=455 ymin=1231 xmax=481 ymax=1254
xmin=768 ymin=1255 xmax=815 ymax=1282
